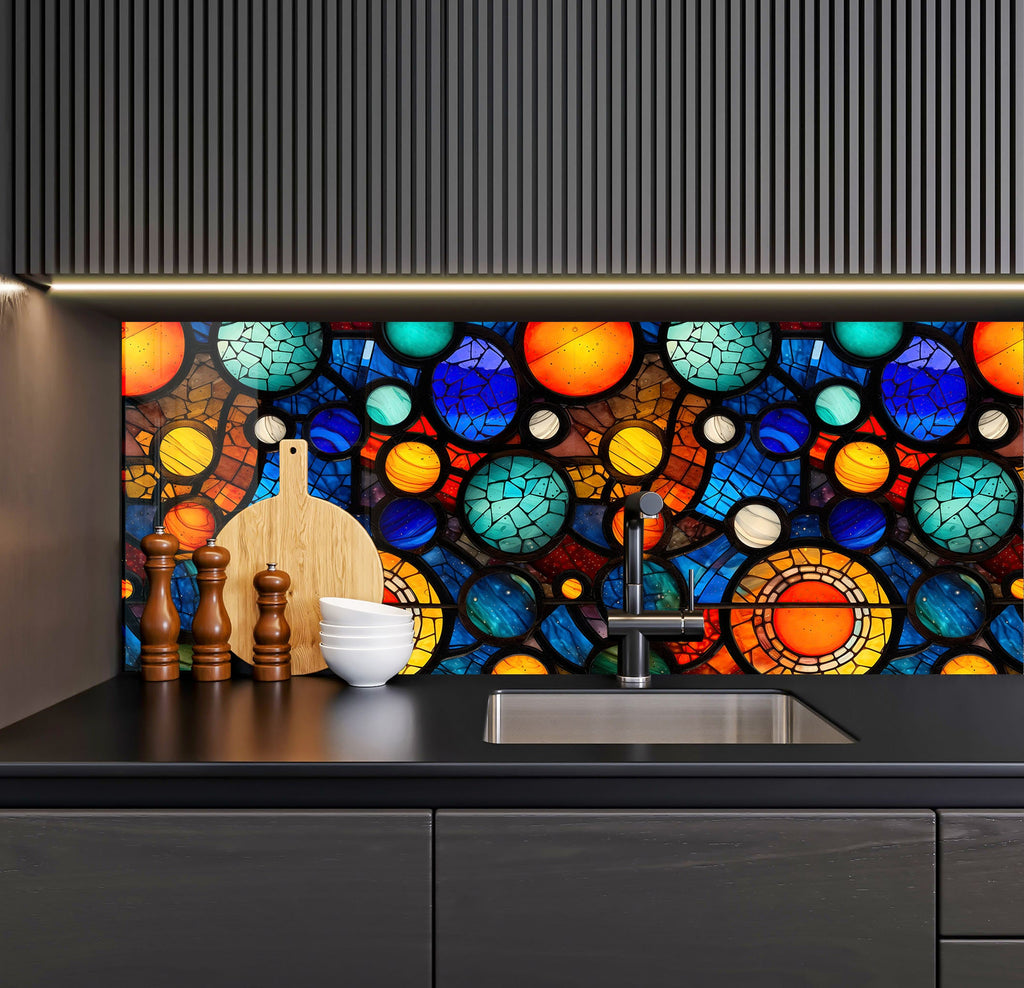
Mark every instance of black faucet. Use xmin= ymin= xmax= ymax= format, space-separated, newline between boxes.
xmin=606 ymin=491 xmax=706 ymax=688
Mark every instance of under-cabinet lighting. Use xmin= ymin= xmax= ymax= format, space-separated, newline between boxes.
xmin=47 ymin=277 xmax=1024 ymax=295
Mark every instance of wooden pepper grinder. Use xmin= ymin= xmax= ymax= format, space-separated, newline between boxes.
xmin=191 ymin=538 xmax=232 ymax=681
xmin=140 ymin=525 xmax=181 ymax=681
xmin=252 ymin=563 xmax=291 ymax=681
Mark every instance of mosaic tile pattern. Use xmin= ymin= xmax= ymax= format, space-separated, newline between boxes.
xmin=122 ymin=320 xmax=1024 ymax=676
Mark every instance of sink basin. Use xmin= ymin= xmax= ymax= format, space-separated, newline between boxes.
xmin=484 ymin=690 xmax=854 ymax=744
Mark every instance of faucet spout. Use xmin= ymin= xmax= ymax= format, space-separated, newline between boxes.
xmin=610 ymin=490 xmax=706 ymax=688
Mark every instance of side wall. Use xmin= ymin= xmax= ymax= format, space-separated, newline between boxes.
xmin=0 ymin=287 xmax=121 ymax=726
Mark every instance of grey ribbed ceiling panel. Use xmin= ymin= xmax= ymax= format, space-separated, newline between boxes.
xmin=10 ymin=0 xmax=1024 ymax=275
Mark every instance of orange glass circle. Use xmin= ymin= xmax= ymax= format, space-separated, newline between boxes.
xmin=122 ymin=322 xmax=186 ymax=397
xmin=163 ymin=501 xmax=216 ymax=552
xmin=940 ymin=654 xmax=998 ymax=675
xmin=384 ymin=441 xmax=442 ymax=494
xmin=523 ymin=322 xmax=634 ymax=397
xmin=1012 ymin=577 xmax=1023 ymax=600
xmin=973 ymin=322 xmax=1023 ymax=396
xmin=833 ymin=440 xmax=891 ymax=493
xmin=773 ymin=582 xmax=855 ymax=657
xmin=559 ymin=577 xmax=583 ymax=599
xmin=121 ymin=579 xmax=133 ymax=599
xmin=611 ymin=509 xmax=665 ymax=549
xmin=491 ymin=654 xmax=549 ymax=675
xmin=607 ymin=426 xmax=664 ymax=477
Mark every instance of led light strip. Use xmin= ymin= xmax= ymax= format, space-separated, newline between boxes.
xmin=47 ymin=277 xmax=1024 ymax=294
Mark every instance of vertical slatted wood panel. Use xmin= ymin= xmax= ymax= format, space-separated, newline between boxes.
xmin=8 ymin=0 xmax=1023 ymax=275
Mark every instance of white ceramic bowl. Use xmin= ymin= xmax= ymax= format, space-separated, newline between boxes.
xmin=320 ymin=630 xmax=414 ymax=648
xmin=320 ymin=640 xmax=413 ymax=688
xmin=319 ymin=618 xmax=413 ymax=635
xmin=320 ymin=597 xmax=413 ymax=627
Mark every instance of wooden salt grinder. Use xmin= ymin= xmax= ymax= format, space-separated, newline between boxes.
xmin=191 ymin=538 xmax=232 ymax=681
xmin=140 ymin=526 xmax=181 ymax=682
xmin=253 ymin=564 xmax=292 ymax=681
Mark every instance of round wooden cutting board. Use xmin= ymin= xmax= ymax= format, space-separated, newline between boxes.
xmin=217 ymin=439 xmax=384 ymax=674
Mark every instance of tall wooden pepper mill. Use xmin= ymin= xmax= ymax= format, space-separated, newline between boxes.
xmin=252 ymin=563 xmax=291 ymax=681
xmin=140 ymin=525 xmax=181 ymax=681
xmin=191 ymin=538 xmax=232 ymax=681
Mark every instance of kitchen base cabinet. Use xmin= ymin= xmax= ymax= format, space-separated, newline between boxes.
xmin=939 ymin=811 xmax=1024 ymax=937
xmin=436 ymin=810 xmax=935 ymax=988
xmin=0 ymin=810 xmax=431 ymax=988
xmin=940 ymin=941 xmax=1024 ymax=987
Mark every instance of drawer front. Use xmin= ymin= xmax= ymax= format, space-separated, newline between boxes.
xmin=939 ymin=811 xmax=1024 ymax=936
xmin=941 ymin=941 xmax=1024 ymax=988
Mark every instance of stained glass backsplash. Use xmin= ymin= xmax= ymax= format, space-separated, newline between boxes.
xmin=123 ymin=320 xmax=1023 ymax=676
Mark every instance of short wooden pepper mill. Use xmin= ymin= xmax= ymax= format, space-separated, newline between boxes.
xmin=191 ymin=538 xmax=232 ymax=682
xmin=253 ymin=563 xmax=291 ymax=681
xmin=140 ymin=525 xmax=181 ymax=682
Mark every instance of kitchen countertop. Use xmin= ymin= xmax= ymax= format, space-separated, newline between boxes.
xmin=0 ymin=673 xmax=1020 ymax=808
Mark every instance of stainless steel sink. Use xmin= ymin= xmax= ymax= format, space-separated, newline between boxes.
xmin=484 ymin=690 xmax=854 ymax=744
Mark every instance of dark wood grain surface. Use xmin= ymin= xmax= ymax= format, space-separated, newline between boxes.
xmin=0 ymin=810 xmax=431 ymax=987
xmin=437 ymin=810 xmax=935 ymax=988
xmin=940 ymin=941 xmax=1024 ymax=988
xmin=940 ymin=811 xmax=1024 ymax=936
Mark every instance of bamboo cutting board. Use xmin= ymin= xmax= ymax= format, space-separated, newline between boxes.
xmin=217 ymin=439 xmax=385 ymax=675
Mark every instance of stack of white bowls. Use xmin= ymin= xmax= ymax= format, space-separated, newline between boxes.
xmin=319 ymin=597 xmax=415 ymax=687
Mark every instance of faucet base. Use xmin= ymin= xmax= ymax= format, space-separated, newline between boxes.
xmin=617 ymin=674 xmax=652 ymax=689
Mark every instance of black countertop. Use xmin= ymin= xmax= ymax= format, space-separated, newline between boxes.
xmin=0 ymin=674 xmax=1021 ymax=808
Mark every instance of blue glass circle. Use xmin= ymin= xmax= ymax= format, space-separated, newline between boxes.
xmin=431 ymin=337 xmax=519 ymax=442
xmin=463 ymin=454 xmax=571 ymax=554
xmin=913 ymin=571 xmax=987 ymax=640
xmin=308 ymin=406 xmax=361 ymax=455
xmin=378 ymin=498 xmax=439 ymax=551
xmin=912 ymin=454 xmax=1019 ymax=555
xmin=600 ymin=561 xmax=681 ymax=612
xmin=464 ymin=571 xmax=537 ymax=639
xmin=756 ymin=406 xmax=811 ymax=455
xmin=881 ymin=337 xmax=968 ymax=441
xmin=828 ymin=498 xmax=887 ymax=551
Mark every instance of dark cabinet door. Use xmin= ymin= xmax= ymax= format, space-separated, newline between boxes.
xmin=939 ymin=811 xmax=1024 ymax=936
xmin=436 ymin=810 xmax=935 ymax=988
xmin=0 ymin=810 xmax=431 ymax=988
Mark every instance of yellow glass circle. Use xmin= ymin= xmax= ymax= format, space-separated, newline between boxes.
xmin=384 ymin=441 xmax=442 ymax=494
xmin=159 ymin=426 xmax=215 ymax=477
xmin=491 ymin=654 xmax=549 ymax=674
xmin=1011 ymin=577 xmax=1023 ymax=600
xmin=940 ymin=654 xmax=998 ymax=675
xmin=560 ymin=577 xmax=583 ymax=599
xmin=607 ymin=426 xmax=663 ymax=477
xmin=833 ymin=440 xmax=891 ymax=493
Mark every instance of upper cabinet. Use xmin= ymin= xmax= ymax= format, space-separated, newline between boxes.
xmin=4 ymin=0 xmax=1022 ymax=277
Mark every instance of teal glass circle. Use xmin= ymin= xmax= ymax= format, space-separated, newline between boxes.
xmin=665 ymin=321 xmax=773 ymax=393
xmin=383 ymin=321 xmax=455 ymax=359
xmin=833 ymin=321 xmax=903 ymax=359
xmin=365 ymin=382 xmax=413 ymax=427
xmin=216 ymin=322 xmax=323 ymax=393
xmin=463 ymin=454 xmax=571 ymax=554
xmin=815 ymin=383 xmax=862 ymax=427
xmin=912 ymin=454 xmax=1019 ymax=555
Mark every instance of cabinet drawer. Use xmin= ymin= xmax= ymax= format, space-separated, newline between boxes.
xmin=939 ymin=812 xmax=1024 ymax=936
xmin=437 ymin=810 xmax=935 ymax=988
xmin=0 ymin=811 xmax=432 ymax=988
xmin=941 ymin=941 xmax=1024 ymax=988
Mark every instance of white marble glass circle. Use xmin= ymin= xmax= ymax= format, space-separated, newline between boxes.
xmin=732 ymin=502 xmax=784 ymax=549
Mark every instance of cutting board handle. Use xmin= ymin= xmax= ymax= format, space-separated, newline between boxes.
xmin=279 ymin=439 xmax=309 ymax=501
